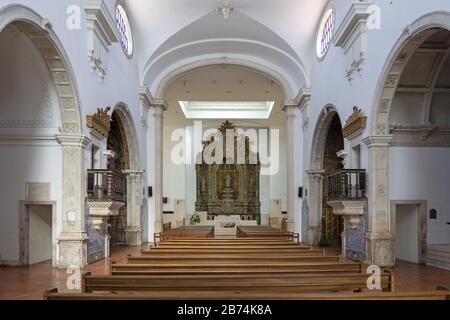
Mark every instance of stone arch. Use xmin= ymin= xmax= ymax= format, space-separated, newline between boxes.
xmin=0 ymin=5 xmax=83 ymax=134
xmin=151 ymin=57 xmax=294 ymax=99
xmin=112 ymin=103 xmax=140 ymax=171
xmin=371 ymin=11 xmax=450 ymax=135
xmin=112 ymin=103 xmax=145 ymax=246
xmin=364 ymin=11 xmax=450 ymax=267
xmin=310 ymin=105 xmax=341 ymax=171
xmin=307 ymin=105 xmax=344 ymax=246
xmin=0 ymin=5 xmax=88 ymax=268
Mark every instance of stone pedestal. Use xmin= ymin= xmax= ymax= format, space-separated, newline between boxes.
xmin=328 ymin=200 xmax=366 ymax=258
xmin=57 ymin=232 xmax=89 ymax=268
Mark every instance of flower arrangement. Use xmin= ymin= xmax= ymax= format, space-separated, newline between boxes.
xmin=190 ymin=213 xmax=201 ymax=225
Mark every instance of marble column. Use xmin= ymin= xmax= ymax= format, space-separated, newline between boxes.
xmin=306 ymin=169 xmax=325 ymax=246
xmin=282 ymin=103 xmax=297 ymax=232
xmin=149 ymin=100 xmax=167 ymax=234
xmin=124 ymin=170 xmax=145 ymax=246
xmin=56 ymin=134 xmax=91 ymax=268
xmin=363 ymin=135 xmax=395 ymax=267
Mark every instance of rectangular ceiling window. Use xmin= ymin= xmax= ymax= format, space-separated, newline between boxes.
xmin=178 ymin=101 xmax=275 ymax=119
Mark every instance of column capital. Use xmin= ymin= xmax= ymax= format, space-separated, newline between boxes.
xmin=363 ymin=135 xmax=393 ymax=148
xmin=56 ymin=134 xmax=91 ymax=148
xmin=123 ymin=169 xmax=145 ymax=176
xmin=138 ymin=86 xmax=152 ymax=107
xmin=150 ymin=99 xmax=168 ymax=112
xmin=306 ymin=169 xmax=325 ymax=179
xmin=282 ymin=87 xmax=312 ymax=112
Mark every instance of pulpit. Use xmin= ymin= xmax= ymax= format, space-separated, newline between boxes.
xmin=195 ymin=121 xmax=261 ymax=223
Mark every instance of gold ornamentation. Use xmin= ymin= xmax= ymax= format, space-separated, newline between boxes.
xmin=343 ymin=107 xmax=367 ymax=138
xmin=86 ymin=107 xmax=112 ymax=138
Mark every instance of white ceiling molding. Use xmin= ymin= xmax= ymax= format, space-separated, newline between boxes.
xmin=179 ymin=101 xmax=275 ymax=119
xmin=84 ymin=0 xmax=119 ymax=81
xmin=147 ymin=54 xmax=300 ymax=100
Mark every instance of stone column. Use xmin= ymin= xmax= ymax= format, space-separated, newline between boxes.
xmin=56 ymin=134 xmax=91 ymax=268
xmin=363 ymin=135 xmax=394 ymax=267
xmin=282 ymin=103 xmax=297 ymax=232
xmin=149 ymin=100 xmax=167 ymax=234
xmin=124 ymin=170 xmax=145 ymax=246
xmin=306 ymin=170 xmax=325 ymax=246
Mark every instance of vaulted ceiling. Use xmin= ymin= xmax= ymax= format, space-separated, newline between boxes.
xmin=125 ymin=0 xmax=328 ymax=98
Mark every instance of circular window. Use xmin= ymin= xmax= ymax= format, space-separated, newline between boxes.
xmin=116 ymin=4 xmax=133 ymax=57
xmin=316 ymin=9 xmax=336 ymax=59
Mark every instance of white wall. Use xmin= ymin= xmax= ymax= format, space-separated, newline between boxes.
xmin=390 ymin=148 xmax=450 ymax=245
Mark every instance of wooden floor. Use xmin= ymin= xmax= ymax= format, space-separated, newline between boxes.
xmin=1 ymin=245 xmax=449 ymax=300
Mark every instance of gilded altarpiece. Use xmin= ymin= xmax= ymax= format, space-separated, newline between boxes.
xmin=195 ymin=122 xmax=261 ymax=223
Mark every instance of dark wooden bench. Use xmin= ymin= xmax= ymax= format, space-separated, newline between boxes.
xmin=141 ymin=250 xmax=325 ymax=259
xmin=43 ymin=287 xmax=450 ymax=300
xmin=110 ymin=261 xmax=362 ymax=275
xmin=126 ymin=255 xmax=341 ymax=264
xmin=79 ymin=272 xmax=393 ymax=294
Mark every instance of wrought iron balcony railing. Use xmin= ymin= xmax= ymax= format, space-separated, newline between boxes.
xmin=327 ymin=169 xmax=366 ymax=201
xmin=87 ymin=169 xmax=126 ymax=202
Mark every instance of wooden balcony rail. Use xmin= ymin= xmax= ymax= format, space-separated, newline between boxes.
xmin=327 ymin=169 xmax=366 ymax=201
xmin=87 ymin=169 xmax=126 ymax=202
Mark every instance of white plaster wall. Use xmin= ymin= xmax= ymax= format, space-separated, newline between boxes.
xmin=390 ymin=148 xmax=450 ymax=245
xmin=0 ymin=145 xmax=62 ymax=262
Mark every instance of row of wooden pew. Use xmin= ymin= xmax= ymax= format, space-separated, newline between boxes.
xmin=44 ymin=232 xmax=450 ymax=300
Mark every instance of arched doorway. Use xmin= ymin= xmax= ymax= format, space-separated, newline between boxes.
xmin=0 ymin=6 xmax=86 ymax=268
xmin=321 ymin=114 xmax=344 ymax=246
xmin=308 ymin=106 xmax=345 ymax=247
xmin=368 ymin=12 xmax=450 ymax=267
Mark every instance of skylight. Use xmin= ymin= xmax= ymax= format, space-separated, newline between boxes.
xmin=178 ymin=101 xmax=275 ymax=119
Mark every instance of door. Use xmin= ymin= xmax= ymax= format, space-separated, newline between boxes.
xmin=395 ymin=204 xmax=419 ymax=264
xmin=28 ymin=205 xmax=52 ymax=265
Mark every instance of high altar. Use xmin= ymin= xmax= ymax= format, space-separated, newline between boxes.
xmin=195 ymin=121 xmax=261 ymax=223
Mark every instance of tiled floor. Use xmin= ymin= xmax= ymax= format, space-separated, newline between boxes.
xmin=0 ymin=245 xmax=449 ymax=300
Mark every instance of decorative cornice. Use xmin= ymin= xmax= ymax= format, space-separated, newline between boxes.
xmin=282 ymin=87 xmax=312 ymax=111
xmin=150 ymin=99 xmax=169 ymax=111
xmin=362 ymin=135 xmax=393 ymax=148
xmin=56 ymin=134 xmax=92 ymax=148
xmin=86 ymin=107 xmax=112 ymax=138
xmin=333 ymin=2 xmax=372 ymax=49
xmin=343 ymin=107 xmax=367 ymax=139
xmin=83 ymin=0 xmax=118 ymax=48
xmin=138 ymin=86 xmax=153 ymax=107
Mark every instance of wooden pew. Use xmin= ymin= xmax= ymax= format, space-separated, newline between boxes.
xmin=151 ymin=244 xmax=309 ymax=250
xmin=43 ymin=288 xmax=450 ymax=300
xmin=140 ymin=249 xmax=327 ymax=257
xmin=126 ymin=255 xmax=342 ymax=264
xmin=110 ymin=261 xmax=362 ymax=275
xmin=80 ymin=272 xmax=393 ymax=294
xmin=143 ymin=247 xmax=311 ymax=254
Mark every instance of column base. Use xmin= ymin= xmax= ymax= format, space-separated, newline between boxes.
xmin=365 ymin=232 xmax=395 ymax=267
xmin=154 ymin=221 xmax=163 ymax=234
xmin=307 ymin=226 xmax=321 ymax=246
xmin=56 ymin=232 xmax=89 ymax=269
xmin=126 ymin=228 xmax=143 ymax=246
xmin=288 ymin=220 xmax=296 ymax=233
